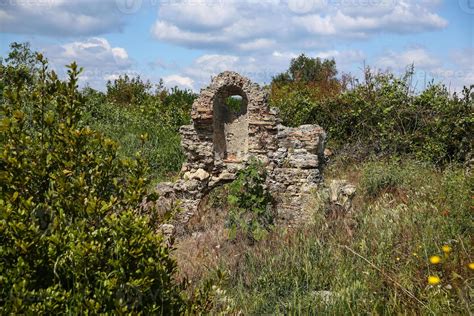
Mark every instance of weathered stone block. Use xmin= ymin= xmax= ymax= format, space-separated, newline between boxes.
xmin=155 ymin=71 xmax=326 ymax=226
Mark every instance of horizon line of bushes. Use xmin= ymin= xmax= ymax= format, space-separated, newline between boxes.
xmin=270 ymin=54 xmax=473 ymax=165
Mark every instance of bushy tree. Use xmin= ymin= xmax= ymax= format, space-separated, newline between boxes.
xmin=270 ymin=54 xmax=343 ymax=129
xmin=84 ymin=83 xmax=195 ymax=181
xmin=4 ymin=42 xmax=39 ymax=70
xmin=0 ymin=55 xmax=187 ymax=314
xmin=0 ymin=42 xmax=42 ymax=101
xmin=327 ymin=68 xmax=473 ymax=164
xmin=273 ymin=54 xmax=338 ymax=85
xmin=157 ymin=86 xmax=196 ymax=129
xmin=106 ymin=74 xmax=153 ymax=107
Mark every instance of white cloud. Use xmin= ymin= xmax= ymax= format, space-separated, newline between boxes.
xmin=293 ymin=6 xmax=447 ymax=39
xmin=104 ymin=74 xmax=121 ymax=82
xmin=449 ymin=48 xmax=474 ymax=91
xmin=163 ymin=75 xmax=195 ymax=90
xmin=377 ymin=48 xmax=441 ymax=70
xmin=0 ymin=9 xmax=13 ymax=22
xmin=314 ymin=50 xmax=341 ymax=59
xmin=374 ymin=47 xmax=473 ymax=92
xmin=157 ymin=3 xmax=237 ymax=31
xmin=55 ymin=38 xmax=132 ymax=67
xmin=0 ymin=0 xmax=126 ymax=36
xmin=272 ymin=51 xmax=299 ymax=59
xmin=111 ymin=47 xmax=129 ymax=60
xmin=451 ymin=48 xmax=474 ymax=70
xmin=293 ymin=14 xmax=338 ymax=36
xmin=314 ymin=49 xmax=366 ymax=67
xmin=42 ymin=38 xmax=133 ymax=89
xmin=151 ymin=0 xmax=447 ymax=52
xmin=238 ymin=39 xmax=277 ymax=51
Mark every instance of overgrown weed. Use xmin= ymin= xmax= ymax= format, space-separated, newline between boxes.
xmin=179 ymin=159 xmax=473 ymax=314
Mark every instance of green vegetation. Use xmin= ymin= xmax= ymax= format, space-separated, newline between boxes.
xmin=183 ymin=55 xmax=473 ymax=314
xmin=360 ymin=159 xmax=408 ymax=198
xmin=93 ymin=74 xmax=195 ymax=182
xmin=226 ymin=159 xmax=274 ymax=242
xmin=205 ymin=159 xmax=473 ymax=314
xmin=225 ymin=95 xmax=244 ymax=114
xmin=272 ymin=53 xmax=341 ymax=88
xmin=271 ymin=56 xmax=473 ymax=165
xmin=83 ymin=86 xmax=189 ymax=183
xmin=1 ymin=43 xmax=472 ymax=314
xmin=0 ymin=44 xmax=206 ymax=314
xmin=0 ymin=55 xmax=184 ymax=313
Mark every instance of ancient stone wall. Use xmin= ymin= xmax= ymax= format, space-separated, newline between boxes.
xmin=154 ymin=71 xmax=326 ymax=227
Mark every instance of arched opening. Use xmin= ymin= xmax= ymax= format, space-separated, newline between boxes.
xmin=213 ymin=86 xmax=249 ymax=162
xmin=225 ymin=95 xmax=244 ymax=113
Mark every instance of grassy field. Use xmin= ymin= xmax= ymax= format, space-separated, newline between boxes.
xmin=175 ymin=157 xmax=473 ymax=314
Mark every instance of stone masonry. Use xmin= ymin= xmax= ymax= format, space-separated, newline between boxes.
xmin=154 ymin=71 xmax=326 ymax=226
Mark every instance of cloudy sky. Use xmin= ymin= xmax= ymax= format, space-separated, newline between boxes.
xmin=1 ymin=0 xmax=472 ymax=91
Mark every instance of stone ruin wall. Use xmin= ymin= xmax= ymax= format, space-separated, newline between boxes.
xmin=155 ymin=71 xmax=327 ymax=228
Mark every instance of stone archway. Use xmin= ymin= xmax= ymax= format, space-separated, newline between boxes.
xmin=154 ymin=71 xmax=327 ymax=229
xmin=212 ymin=85 xmax=249 ymax=162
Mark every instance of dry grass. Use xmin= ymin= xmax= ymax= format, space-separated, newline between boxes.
xmin=174 ymin=187 xmax=251 ymax=286
xmin=173 ymin=158 xmax=473 ymax=314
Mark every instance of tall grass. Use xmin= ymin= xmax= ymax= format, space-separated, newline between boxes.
xmin=83 ymin=91 xmax=185 ymax=183
xmin=189 ymin=160 xmax=473 ymax=314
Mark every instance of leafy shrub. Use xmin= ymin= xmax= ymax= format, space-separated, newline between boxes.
xmin=270 ymin=54 xmax=343 ymax=128
xmin=157 ymin=87 xmax=195 ymax=129
xmin=84 ymin=96 xmax=185 ymax=182
xmin=225 ymin=95 xmax=244 ymax=114
xmin=105 ymin=75 xmax=195 ymax=130
xmin=271 ymin=63 xmax=473 ymax=165
xmin=225 ymin=159 xmax=274 ymax=242
xmin=437 ymin=168 xmax=472 ymax=237
xmin=106 ymin=74 xmax=153 ymax=107
xmin=270 ymin=82 xmax=334 ymax=127
xmin=85 ymin=76 xmax=195 ymax=181
xmin=0 ymin=42 xmax=42 ymax=104
xmin=272 ymin=54 xmax=341 ymax=89
xmin=0 ymin=55 xmax=188 ymax=313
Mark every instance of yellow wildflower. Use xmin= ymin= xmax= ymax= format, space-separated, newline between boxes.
xmin=468 ymin=263 xmax=474 ymax=270
xmin=441 ymin=245 xmax=451 ymax=254
xmin=429 ymin=255 xmax=441 ymax=264
xmin=428 ymin=275 xmax=441 ymax=285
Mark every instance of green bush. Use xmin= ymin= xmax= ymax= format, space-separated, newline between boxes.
xmin=225 ymin=95 xmax=244 ymax=114
xmin=106 ymin=74 xmax=153 ymax=107
xmin=271 ymin=63 xmax=473 ymax=165
xmin=0 ymin=55 xmax=187 ymax=313
xmin=157 ymin=87 xmax=195 ymax=129
xmin=105 ymin=75 xmax=195 ymax=130
xmin=84 ymin=95 xmax=185 ymax=182
xmin=83 ymin=75 xmax=196 ymax=182
xmin=272 ymin=54 xmax=340 ymax=89
xmin=270 ymin=83 xmax=320 ymax=127
xmin=225 ymin=159 xmax=274 ymax=242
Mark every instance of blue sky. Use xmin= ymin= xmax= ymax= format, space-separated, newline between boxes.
xmin=1 ymin=0 xmax=472 ymax=92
